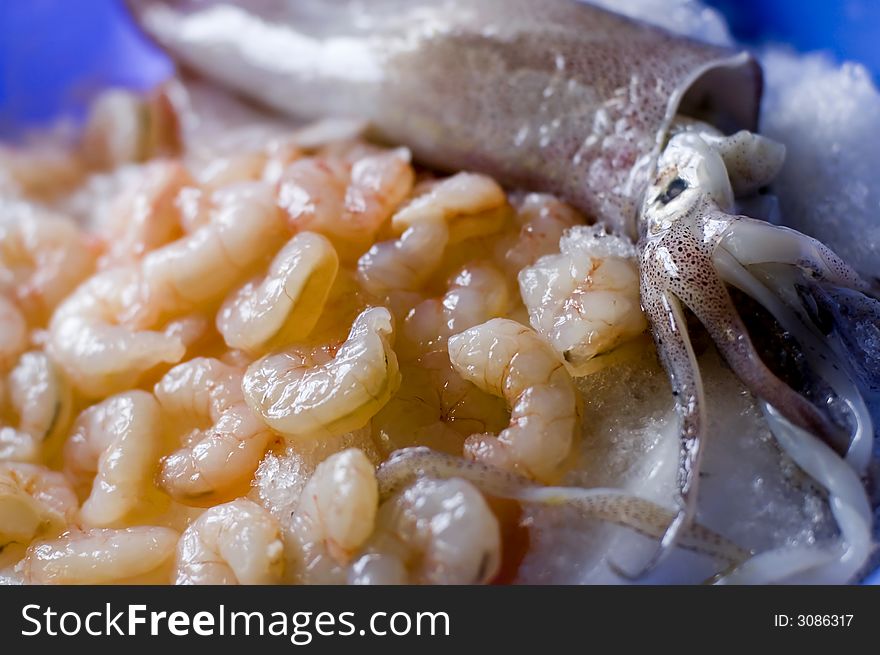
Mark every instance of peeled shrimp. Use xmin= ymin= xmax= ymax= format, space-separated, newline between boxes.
xmin=391 ymin=172 xmax=508 ymax=242
xmin=48 ymin=266 xmax=186 ymax=398
xmin=356 ymin=220 xmax=450 ymax=308
xmin=243 ymin=306 xmax=401 ymax=439
xmin=0 ymin=296 xmax=27 ymax=369
xmin=96 ymin=160 xmax=190 ymax=267
xmin=376 ymin=448 xmax=749 ymax=570
xmin=64 ymin=391 xmax=163 ymax=527
xmin=403 ymin=262 xmax=510 ymax=356
xmin=339 ymin=148 xmax=415 ymax=248
xmin=197 ymin=150 xmax=271 ymax=189
xmin=18 ymin=526 xmax=179 ymax=584
xmin=0 ymin=143 xmax=84 ymax=199
xmin=374 ymin=261 xmax=512 ymax=455
xmin=501 ymin=193 xmax=585 ymax=277
xmin=142 ymin=182 xmax=287 ymax=318
xmin=173 ymin=499 xmax=283 ymax=585
xmin=305 ymin=267 xmax=377 ymax=344
xmin=79 ymin=85 xmax=181 ymax=169
xmin=0 ymin=462 xmax=77 ymax=550
xmin=276 ymin=156 xmax=347 ymax=233
xmin=217 ymin=231 xmax=339 ymax=354
xmin=278 ymin=149 xmax=414 ymax=258
xmin=519 ymin=225 xmax=647 ymax=375
xmin=1 ymin=352 xmax=72 ymax=462
xmin=356 ymin=172 xmax=508 ymax=307
xmin=286 ymin=448 xmax=378 ymax=584
xmin=0 ymin=203 xmax=96 ymax=325
xmin=184 ymin=109 xmax=308 ymax=190
xmin=156 ymin=357 xmax=273 ymax=506
xmin=373 ymin=349 xmax=509 ymax=457
xmin=448 ymin=318 xmax=578 ymax=482
xmin=50 ymin=184 xmax=287 ymax=397
xmin=349 ymin=477 xmax=501 ymax=585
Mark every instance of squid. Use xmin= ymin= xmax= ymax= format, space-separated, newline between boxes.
xmin=129 ymin=0 xmax=879 ymax=581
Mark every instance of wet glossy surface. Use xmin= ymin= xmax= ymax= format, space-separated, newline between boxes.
xmin=129 ymin=0 xmax=760 ymax=237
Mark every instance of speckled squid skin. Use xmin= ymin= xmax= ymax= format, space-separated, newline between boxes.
xmin=633 ymin=120 xmax=871 ymax=572
xmin=642 ymin=203 xmax=841 ymax=445
xmin=638 ymin=195 xmax=847 ymax=569
xmin=128 ymin=0 xmax=760 ymax=238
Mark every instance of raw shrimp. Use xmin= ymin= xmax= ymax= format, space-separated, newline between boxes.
xmin=79 ymin=85 xmax=181 ymax=169
xmin=374 ymin=262 xmax=511 ymax=454
xmin=50 ymin=184 xmax=287 ymax=398
xmin=392 ymin=172 xmax=508 ymax=242
xmin=0 ymin=203 xmax=96 ymax=325
xmin=340 ymin=148 xmax=415 ymax=246
xmin=349 ymin=477 xmax=501 ymax=585
xmin=142 ymin=182 xmax=288 ymax=318
xmin=188 ymin=123 xmax=299 ymax=189
xmin=174 ymin=184 xmax=213 ymax=233
xmin=252 ymin=427 xmax=381 ymax=521
xmin=243 ymin=307 xmax=401 ymax=439
xmin=372 ymin=350 xmax=509 ymax=457
xmin=0 ymin=463 xmax=77 ymax=551
xmin=278 ymin=149 xmax=414 ymax=258
xmin=0 ymin=143 xmax=84 ymax=199
xmin=64 ymin=391 xmax=163 ymax=527
xmin=376 ymin=448 xmax=749 ymax=569
xmin=356 ymin=220 xmax=450 ymax=310
xmin=48 ymin=266 xmax=186 ymax=398
xmin=519 ymin=225 xmax=648 ymax=376
xmin=357 ymin=172 xmax=509 ymax=305
xmin=161 ymin=312 xmax=217 ymax=356
xmin=501 ymin=193 xmax=585 ymax=277
xmin=276 ymin=157 xmax=347 ymax=234
xmin=403 ymin=262 xmax=510 ymax=356
xmin=197 ymin=150 xmax=270 ymax=189
xmin=287 ymin=449 xmax=378 ymax=584
xmin=305 ymin=268 xmax=377 ymax=345
xmin=217 ymin=231 xmax=339 ymax=354
xmin=155 ymin=357 xmax=273 ymax=506
xmin=448 ymin=318 xmax=578 ymax=482
xmin=18 ymin=526 xmax=179 ymax=584
xmin=96 ymin=160 xmax=191 ymax=267
xmin=1 ymin=352 xmax=73 ymax=462
xmin=173 ymin=499 xmax=284 ymax=585
xmin=0 ymin=296 xmax=27 ymax=368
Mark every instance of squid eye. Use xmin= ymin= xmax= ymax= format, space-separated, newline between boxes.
xmin=657 ymin=177 xmax=687 ymax=205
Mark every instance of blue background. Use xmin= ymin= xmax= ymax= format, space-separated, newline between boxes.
xmin=0 ymin=0 xmax=878 ymax=583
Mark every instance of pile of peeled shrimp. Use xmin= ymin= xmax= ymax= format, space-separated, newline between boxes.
xmin=0 ymin=81 xmax=862 ymax=585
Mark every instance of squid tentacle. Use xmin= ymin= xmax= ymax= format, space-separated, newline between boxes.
xmin=636 ymin=209 xmax=850 ymax=576
xmin=658 ymin=217 xmax=844 ymax=450
xmin=629 ymin=280 xmax=705 ymax=576
xmin=718 ymin=217 xmax=868 ymax=292
xmin=713 ymin=233 xmax=874 ymax=474
xmin=377 ymin=447 xmax=750 ymax=567
xmin=717 ymin=404 xmax=872 ymax=584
